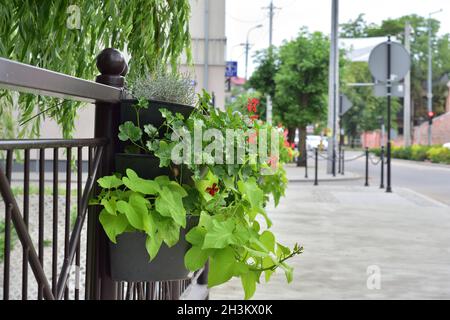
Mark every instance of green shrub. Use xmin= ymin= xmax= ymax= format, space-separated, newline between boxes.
xmin=427 ymin=147 xmax=450 ymax=164
xmin=392 ymin=146 xmax=412 ymax=159
xmin=370 ymin=148 xmax=381 ymax=157
xmin=410 ymin=145 xmax=430 ymax=161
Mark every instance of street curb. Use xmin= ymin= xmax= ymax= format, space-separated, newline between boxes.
xmin=288 ymin=175 xmax=363 ymax=183
xmin=391 ymin=158 xmax=450 ymax=169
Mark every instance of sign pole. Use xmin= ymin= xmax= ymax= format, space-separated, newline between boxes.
xmin=386 ymin=36 xmax=393 ymax=193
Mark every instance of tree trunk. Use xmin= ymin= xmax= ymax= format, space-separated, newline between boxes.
xmin=297 ymin=126 xmax=307 ymax=167
xmin=287 ymin=127 xmax=296 ymax=144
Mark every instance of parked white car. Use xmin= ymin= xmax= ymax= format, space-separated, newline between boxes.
xmin=443 ymin=143 xmax=450 ymax=150
xmin=306 ymin=135 xmax=328 ymax=151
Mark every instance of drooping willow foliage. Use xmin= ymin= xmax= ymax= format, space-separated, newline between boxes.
xmin=0 ymin=0 xmax=192 ymax=138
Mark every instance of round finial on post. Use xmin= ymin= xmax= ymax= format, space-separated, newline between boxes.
xmin=96 ymin=48 xmax=127 ymax=87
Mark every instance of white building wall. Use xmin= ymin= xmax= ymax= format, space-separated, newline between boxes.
xmin=180 ymin=0 xmax=226 ymax=109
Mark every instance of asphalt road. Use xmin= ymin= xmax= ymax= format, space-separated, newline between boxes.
xmin=338 ymin=150 xmax=450 ymax=206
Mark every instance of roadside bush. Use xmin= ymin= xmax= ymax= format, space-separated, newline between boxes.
xmin=392 ymin=146 xmax=412 ymax=160
xmin=370 ymin=144 xmax=450 ymax=165
xmin=410 ymin=145 xmax=430 ymax=161
xmin=427 ymin=147 xmax=450 ymax=164
xmin=371 ymin=148 xmax=381 ymax=157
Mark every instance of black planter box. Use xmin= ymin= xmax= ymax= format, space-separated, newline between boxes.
xmin=115 ymin=153 xmax=170 ymax=180
xmin=120 ymin=99 xmax=193 ymax=132
xmin=107 ymin=100 xmax=196 ymax=282
xmin=109 ymin=216 xmax=197 ymax=282
xmin=115 ymin=153 xmax=193 ymax=185
xmin=110 ymin=153 xmax=195 ymax=282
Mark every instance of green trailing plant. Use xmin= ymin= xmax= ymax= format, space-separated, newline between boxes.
xmin=90 ymin=170 xmax=190 ymax=260
xmin=0 ymin=0 xmax=192 ymax=138
xmin=131 ymin=68 xmax=196 ymax=106
xmin=93 ymin=91 xmax=302 ymax=299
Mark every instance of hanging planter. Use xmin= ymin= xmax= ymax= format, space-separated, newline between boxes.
xmin=109 ymin=215 xmax=198 ymax=282
xmin=91 ymin=87 xmax=303 ymax=299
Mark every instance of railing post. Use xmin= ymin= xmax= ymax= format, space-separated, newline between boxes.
xmin=305 ymin=149 xmax=308 ymax=179
xmin=380 ymin=146 xmax=385 ymax=189
xmin=365 ymin=147 xmax=369 ymax=187
xmin=86 ymin=48 xmax=127 ymax=300
xmin=338 ymin=145 xmax=341 ymax=174
xmin=314 ymin=148 xmax=319 ymax=186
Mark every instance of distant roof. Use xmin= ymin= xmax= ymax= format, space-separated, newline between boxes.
xmin=340 ymin=37 xmax=399 ymax=62
xmin=231 ymin=77 xmax=246 ymax=86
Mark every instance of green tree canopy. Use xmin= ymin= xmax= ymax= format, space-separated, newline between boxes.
xmin=0 ymin=0 xmax=192 ymax=138
xmin=341 ymin=14 xmax=450 ymax=124
xmin=275 ymin=30 xmax=330 ymax=163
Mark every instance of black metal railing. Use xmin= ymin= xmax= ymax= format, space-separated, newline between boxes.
xmin=0 ymin=139 xmax=105 ymax=300
xmin=0 ymin=49 xmax=209 ymax=300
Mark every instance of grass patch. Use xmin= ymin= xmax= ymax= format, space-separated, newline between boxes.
xmin=11 ymin=185 xmax=78 ymax=197
xmin=0 ymin=220 xmax=17 ymax=262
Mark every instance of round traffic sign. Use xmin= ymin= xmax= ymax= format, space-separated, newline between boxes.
xmin=369 ymin=41 xmax=411 ymax=82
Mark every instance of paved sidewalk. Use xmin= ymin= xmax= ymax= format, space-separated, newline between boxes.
xmin=210 ymin=176 xmax=450 ymax=300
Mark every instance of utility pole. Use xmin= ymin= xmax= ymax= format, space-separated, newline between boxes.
xmin=427 ymin=9 xmax=443 ymax=146
xmin=427 ymin=16 xmax=433 ymax=146
xmin=243 ymin=24 xmax=263 ymax=80
xmin=403 ymin=21 xmax=412 ymax=147
xmin=327 ymin=0 xmax=339 ymax=174
xmin=263 ymin=0 xmax=278 ymax=125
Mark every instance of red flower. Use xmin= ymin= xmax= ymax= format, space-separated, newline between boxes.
xmin=206 ymin=183 xmax=219 ymax=196
xmin=247 ymin=98 xmax=259 ymax=113
xmin=291 ymin=142 xmax=296 ymax=149
xmin=250 ymin=115 xmax=259 ymax=121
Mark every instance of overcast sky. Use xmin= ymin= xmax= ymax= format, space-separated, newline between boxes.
xmin=226 ymin=0 xmax=450 ymax=78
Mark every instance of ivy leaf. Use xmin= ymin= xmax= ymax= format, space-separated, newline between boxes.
xmin=101 ymin=197 xmax=117 ymax=215
xmin=145 ymin=234 xmax=162 ymax=261
xmin=208 ymin=247 xmax=236 ymax=287
xmin=263 ymin=257 xmax=274 ymax=282
xmin=184 ymin=245 xmax=210 ymax=271
xmin=185 ymin=226 xmax=207 ymax=246
xmin=277 ymin=242 xmax=291 ymax=257
xmin=118 ymin=121 xmax=142 ymax=142
xmin=241 ymin=271 xmax=258 ymax=300
xmin=97 ymin=175 xmax=123 ymax=189
xmin=136 ymin=98 xmax=149 ymax=110
xmin=155 ymin=186 xmax=187 ymax=228
xmin=123 ymin=169 xmax=160 ymax=195
xmin=199 ymin=211 xmax=213 ymax=229
xmin=155 ymin=175 xmax=171 ymax=186
xmin=116 ymin=196 xmax=147 ymax=231
xmin=259 ymin=231 xmax=275 ymax=253
xmin=232 ymin=223 xmax=252 ymax=245
xmin=237 ymin=178 xmax=264 ymax=221
xmin=154 ymin=141 xmax=173 ymax=167
xmin=99 ymin=209 xmax=129 ymax=243
xmin=280 ymin=262 xmax=294 ymax=283
xmin=146 ymin=140 xmax=160 ymax=152
xmin=202 ymin=219 xmax=236 ymax=249
xmin=144 ymin=124 xmax=158 ymax=137
xmin=154 ymin=216 xmax=181 ymax=247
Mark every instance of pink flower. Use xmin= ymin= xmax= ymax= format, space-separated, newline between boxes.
xmin=268 ymin=155 xmax=279 ymax=169
xmin=248 ymin=131 xmax=258 ymax=145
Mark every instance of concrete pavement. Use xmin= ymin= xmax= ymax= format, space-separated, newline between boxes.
xmin=210 ymin=168 xmax=450 ymax=300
